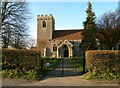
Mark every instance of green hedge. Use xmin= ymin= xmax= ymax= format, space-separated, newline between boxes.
xmin=85 ymin=50 xmax=120 ymax=80
xmin=2 ymin=49 xmax=40 ymax=70
xmin=42 ymin=58 xmax=60 ymax=70
xmin=2 ymin=49 xmax=42 ymax=80
xmin=70 ymin=57 xmax=85 ymax=71
xmin=41 ymin=58 xmax=60 ymax=76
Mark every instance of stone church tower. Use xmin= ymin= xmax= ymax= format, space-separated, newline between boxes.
xmin=37 ymin=14 xmax=55 ymax=56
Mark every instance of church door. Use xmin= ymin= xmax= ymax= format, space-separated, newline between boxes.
xmin=62 ymin=44 xmax=69 ymax=57
xmin=64 ymin=49 xmax=69 ymax=57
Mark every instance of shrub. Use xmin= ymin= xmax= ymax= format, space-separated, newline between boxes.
xmin=85 ymin=50 xmax=120 ymax=80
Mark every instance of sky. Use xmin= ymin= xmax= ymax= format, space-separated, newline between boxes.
xmin=28 ymin=1 xmax=119 ymax=39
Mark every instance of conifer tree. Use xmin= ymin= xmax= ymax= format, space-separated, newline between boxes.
xmin=82 ymin=1 xmax=97 ymax=51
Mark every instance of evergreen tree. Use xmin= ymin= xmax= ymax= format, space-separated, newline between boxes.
xmin=82 ymin=1 xmax=97 ymax=51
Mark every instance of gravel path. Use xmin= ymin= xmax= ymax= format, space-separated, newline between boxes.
xmin=2 ymin=58 xmax=119 ymax=86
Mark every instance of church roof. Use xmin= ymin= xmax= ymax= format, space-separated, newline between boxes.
xmin=52 ymin=29 xmax=83 ymax=40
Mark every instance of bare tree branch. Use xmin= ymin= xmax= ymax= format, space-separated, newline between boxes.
xmin=1 ymin=1 xmax=31 ymax=48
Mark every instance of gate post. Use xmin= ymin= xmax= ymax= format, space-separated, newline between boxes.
xmin=61 ymin=58 xmax=64 ymax=76
xmin=83 ymin=57 xmax=86 ymax=74
xmin=38 ymin=52 xmax=43 ymax=72
xmin=38 ymin=52 xmax=41 ymax=72
xmin=41 ymin=58 xmax=43 ymax=71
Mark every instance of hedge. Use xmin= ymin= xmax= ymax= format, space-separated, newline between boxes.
xmin=70 ymin=57 xmax=85 ymax=72
xmin=85 ymin=50 xmax=120 ymax=80
xmin=2 ymin=49 xmax=41 ymax=70
xmin=2 ymin=49 xmax=42 ymax=80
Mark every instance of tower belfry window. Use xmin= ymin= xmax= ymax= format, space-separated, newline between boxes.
xmin=43 ymin=21 xmax=46 ymax=28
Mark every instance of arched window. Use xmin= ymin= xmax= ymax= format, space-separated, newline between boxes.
xmin=53 ymin=45 xmax=57 ymax=51
xmin=43 ymin=21 xmax=46 ymax=28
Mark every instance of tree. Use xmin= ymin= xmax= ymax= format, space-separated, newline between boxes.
xmin=1 ymin=1 xmax=30 ymax=48
xmin=96 ymin=10 xmax=120 ymax=50
xmin=26 ymin=37 xmax=37 ymax=49
xmin=37 ymin=39 xmax=47 ymax=56
xmin=97 ymin=10 xmax=119 ymax=29
xmin=82 ymin=1 xmax=97 ymax=51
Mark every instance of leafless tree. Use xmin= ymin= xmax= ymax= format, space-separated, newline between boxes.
xmin=37 ymin=38 xmax=47 ymax=55
xmin=1 ymin=0 xmax=30 ymax=48
xmin=96 ymin=9 xmax=120 ymax=50
xmin=26 ymin=37 xmax=37 ymax=49
xmin=97 ymin=10 xmax=119 ymax=29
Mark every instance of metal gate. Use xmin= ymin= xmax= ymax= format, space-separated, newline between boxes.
xmin=44 ymin=57 xmax=85 ymax=77
xmin=61 ymin=57 xmax=85 ymax=76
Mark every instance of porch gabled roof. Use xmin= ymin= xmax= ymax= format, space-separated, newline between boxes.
xmin=57 ymin=39 xmax=73 ymax=48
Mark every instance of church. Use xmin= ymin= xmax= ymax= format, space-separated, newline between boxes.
xmin=37 ymin=14 xmax=83 ymax=58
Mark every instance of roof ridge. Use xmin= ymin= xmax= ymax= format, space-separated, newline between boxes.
xmin=54 ymin=29 xmax=83 ymax=31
